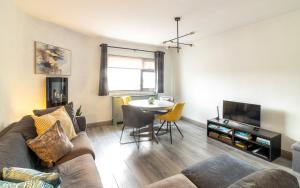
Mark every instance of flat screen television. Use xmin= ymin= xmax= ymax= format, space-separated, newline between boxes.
xmin=223 ymin=100 xmax=261 ymax=127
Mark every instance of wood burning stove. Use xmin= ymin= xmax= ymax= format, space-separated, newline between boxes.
xmin=46 ymin=77 xmax=68 ymax=108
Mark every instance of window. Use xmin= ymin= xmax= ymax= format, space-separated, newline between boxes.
xmin=107 ymin=55 xmax=155 ymax=92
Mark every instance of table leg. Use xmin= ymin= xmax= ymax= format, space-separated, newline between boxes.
xmin=151 ymin=123 xmax=159 ymax=144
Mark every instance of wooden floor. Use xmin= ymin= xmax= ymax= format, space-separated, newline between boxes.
xmin=87 ymin=120 xmax=300 ymax=188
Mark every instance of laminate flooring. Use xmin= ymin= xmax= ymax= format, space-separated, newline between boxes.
xmin=87 ymin=120 xmax=299 ymax=188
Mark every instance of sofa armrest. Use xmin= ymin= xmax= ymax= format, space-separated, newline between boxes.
xmin=76 ymin=116 xmax=86 ymax=132
xmin=292 ymin=141 xmax=300 ymax=152
xmin=146 ymin=174 xmax=197 ymax=188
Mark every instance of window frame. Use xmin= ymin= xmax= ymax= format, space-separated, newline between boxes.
xmin=107 ymin=55 xmax=156 ymax=94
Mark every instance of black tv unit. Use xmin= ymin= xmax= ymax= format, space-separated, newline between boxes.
xmin=207 ymin=118 xmax=281 ymax=161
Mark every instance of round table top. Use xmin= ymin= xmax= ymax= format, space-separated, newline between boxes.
xmin=129 ymin=100 xmax=174 ymax=111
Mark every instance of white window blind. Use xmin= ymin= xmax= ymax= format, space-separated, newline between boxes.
xmin=107 ymin=55 xmax=155 ymax=92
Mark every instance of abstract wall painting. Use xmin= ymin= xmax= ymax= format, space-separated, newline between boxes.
xmin=35 ymin=41 xmax=71 ymax=75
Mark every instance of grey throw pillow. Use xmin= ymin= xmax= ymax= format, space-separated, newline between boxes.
xmin=228 ymin=169 xmax=299 ymax=188
xmin=33 ymin=102 xmax=80 ymax=133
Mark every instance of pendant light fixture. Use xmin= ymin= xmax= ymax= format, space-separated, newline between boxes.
xmin=163 ymin=17 xmax=195 ymax=53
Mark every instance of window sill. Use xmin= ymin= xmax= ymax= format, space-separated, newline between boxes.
xmin=109 ymin=91 xmax=156 ymax=97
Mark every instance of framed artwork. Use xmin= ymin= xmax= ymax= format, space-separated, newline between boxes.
xmin=35 ymin=41 xmax=71 ymax=75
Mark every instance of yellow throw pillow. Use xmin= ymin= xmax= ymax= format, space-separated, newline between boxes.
xmin=32 ymin=115 xmax=57 ymax=136
xmin=32 ymin=107 xmax=77 ymax=140
xmin=50 ymin=107 xmax=77 ymax=140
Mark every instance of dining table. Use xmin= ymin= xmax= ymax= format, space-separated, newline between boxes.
xmin=129 ymin=99 xmax=174 ymax=111
xmin=128 ymin=99 xmax=175 ymax=143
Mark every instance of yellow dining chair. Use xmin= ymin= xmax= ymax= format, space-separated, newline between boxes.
xmin=156 ymin=102 xmax=185 ymax=144
xmin=121 ymin=96 xmax=132 ymax=105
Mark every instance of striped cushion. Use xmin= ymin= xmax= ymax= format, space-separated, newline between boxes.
xmin=32 ymin=107 xmax=77 ymax=140
xmin=3 ymin=167 xmax=61 ymax=187
xmin=32 ymin=115 xmax=56 ymax=136
xmin=0 ymin=179 xmax=53 ymax=188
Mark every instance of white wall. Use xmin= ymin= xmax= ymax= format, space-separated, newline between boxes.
xmin=174 ymin=10 xmax=300 ymax=151
xmin=0 ymin=0 xmax=171 ymax=129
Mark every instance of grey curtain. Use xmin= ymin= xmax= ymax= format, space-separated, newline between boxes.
xmin=98 ymin=44 xmax=109 ymax=96
xmin=155 ymin=51 xmax=165 ymax=93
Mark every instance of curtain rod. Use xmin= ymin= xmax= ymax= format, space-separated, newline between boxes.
xmin=100 ymin=44 xmax=164 ymax=54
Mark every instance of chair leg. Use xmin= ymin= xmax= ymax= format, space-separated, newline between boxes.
xmin=174 ymin=122 xmax=184 ymax=138
xmin=169 ymin=122 xmax=172 ymax=144
xmin=166 ymin=121 xmax=169 ymax=132
xmin=133 ymin=128 xmax=138 ymax=147
xmin=137 ymin=128 xmax=141 ymax=149
xmin=151 ymin=123 xmax=154 ymax=140
xmin=120 ymin=124 xmax=125 ymax=143
xmin=156 ymin=121 xmax=166 ymax=135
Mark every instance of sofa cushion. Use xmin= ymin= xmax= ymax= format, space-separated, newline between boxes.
xmin=228 ymin=169 xmax=299 ymax=188
xmin=55 ymin=132 xmax=95 ymax=165
xmin=53 ymin=154 xmax=102 ymax=188
xmin=26 ymin=122 xmax=74 ymax=165
xmin=181 ymin=154 xmax=258 ymax=188
xmin=146 ymin=174 xmax=197 ymax=188
xmin=33 ymin=102 xmax=80 ymax=133
xmin=0 ymin=133 xmax=34 ymax=178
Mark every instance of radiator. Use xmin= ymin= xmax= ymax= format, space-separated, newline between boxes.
xmin=112 ymin=95 xmax=156 ymax=125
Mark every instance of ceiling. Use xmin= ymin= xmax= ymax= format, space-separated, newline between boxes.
xmin=16 ymin=0 xmax=300 ymax=45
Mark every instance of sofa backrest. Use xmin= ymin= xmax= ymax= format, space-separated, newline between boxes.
xmin=0 ymin=132 xmax=35 ymax=178
xmin=0 ymin=116 xmax=37 ymax=140
xmin=0 ymin=115 xmax=39 ymax=177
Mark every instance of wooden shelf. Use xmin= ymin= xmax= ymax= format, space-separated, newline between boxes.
xmin=207 ymin=127 xmax=232 ymax=137
xmin=234 ymin=135 xmax=270 ymax=148
xmin=207 ymin=118 xmax=281 ymax=161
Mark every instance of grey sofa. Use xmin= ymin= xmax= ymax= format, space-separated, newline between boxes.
xmin=147 ymin=154 xmax=299 ymax=188
xmin=0 ymin=115 xmax=102 ymax=188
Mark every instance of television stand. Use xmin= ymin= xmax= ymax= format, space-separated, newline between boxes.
xmin=253 ymin=127 xmax=260 ymax=131
xmin=207 ymin=118 xmax=281 ymax=161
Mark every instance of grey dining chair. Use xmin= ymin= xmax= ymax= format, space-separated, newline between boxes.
xmin=120 ymin=105 xmax=155 ymax=149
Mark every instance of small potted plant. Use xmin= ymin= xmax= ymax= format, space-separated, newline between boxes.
xmin=148 ymin=97 xmax=155 ymax=105
xmin=76 ymin=105 xmax=82 ymax=116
